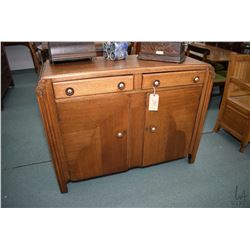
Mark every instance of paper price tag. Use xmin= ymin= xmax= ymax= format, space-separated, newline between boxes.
xmin=148 ymin=94 xmax=159 ymax=111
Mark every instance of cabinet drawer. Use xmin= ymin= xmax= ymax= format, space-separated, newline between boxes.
xmin=142 ymin=71 xmax=206 ymax=89
xmin=53 ymin=75 xmax=133 ymax=98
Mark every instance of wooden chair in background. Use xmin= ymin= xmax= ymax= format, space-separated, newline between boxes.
xmin=130 ymin=42 xmax=141 ymax=55
xmin=28 ymin=42 xmax=49 ymax=73
xmin=27 ymin=42 xmax=41 ymax=72
xmin=214 ymin=53 xmax=250 ymax=152
xmin=186 ymin=44 xmax=227 ymax=97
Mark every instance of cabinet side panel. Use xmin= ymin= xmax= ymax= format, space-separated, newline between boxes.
xmin=36 ymin=80 xmax=69 ymax=193
xmin=188 ymin=67 xmax=214 ymax=162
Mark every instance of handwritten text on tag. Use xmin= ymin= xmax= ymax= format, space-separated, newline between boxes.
xmin=149 ymin=94 xmax=159 ymax=111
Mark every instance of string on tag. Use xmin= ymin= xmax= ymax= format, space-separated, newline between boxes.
xmin=153 ymin=87 xmax=156 ymax=96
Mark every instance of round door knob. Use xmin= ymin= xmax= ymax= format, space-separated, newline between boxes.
xmin=193 ymin=76 xmax=200 ymax=83
xmin=150 ymin=126 xmax=157 ymax=133
xmin=116 ymin=131 xmax=124 ymax=138
xmin=117 ymin=82 xmax=125 ymax=90
xmin=153 ymin=80 xmax=160 ymax=87
xmin=65 ymin=87 xmax=74 ymax=96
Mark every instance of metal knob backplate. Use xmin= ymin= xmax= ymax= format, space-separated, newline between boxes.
xmin=65 ymin=87 xmax=74 ymax=96
xmin=193 ymin=76 xmax=200 ymax=83
xmin=153 ymin=80 xmax=160 ymax=87
xmin=150 ymin=126 xmax=157 ymax=133
xmin=117 ymin=131 xmax=124 ymax=138
xmin=117 ymin=82 xmax=125 ymax=90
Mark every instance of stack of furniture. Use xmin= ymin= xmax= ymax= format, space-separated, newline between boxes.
xmin=214 ymin=53 xmax=250 ymax=152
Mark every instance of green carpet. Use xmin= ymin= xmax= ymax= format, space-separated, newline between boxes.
xmin=1 ymin=69 xmax=249 ymax=207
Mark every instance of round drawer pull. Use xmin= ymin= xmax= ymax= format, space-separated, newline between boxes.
xmin=117 ymin=82 xmax=126 ymax=90
xmin=150 ymin=126 xmax=157 ymax=133
xmin=193 ymin=76 xmax=200 ymax=83
xmin=65 ymin=87 xmax=74 ymax=96
xmin=153 ymin=80 xmax=160 ymax=87
xmin=117 ymin=131 xmax=124 ymax=138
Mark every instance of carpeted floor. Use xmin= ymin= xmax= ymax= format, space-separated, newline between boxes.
xmin=1 ymin=69 xmax=249 ymax=207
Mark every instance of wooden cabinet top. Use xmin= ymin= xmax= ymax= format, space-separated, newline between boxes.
xmin=40 ymin=55 xmax=211 ymax=81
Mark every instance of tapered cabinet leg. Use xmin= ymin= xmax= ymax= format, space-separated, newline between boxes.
xmin=213 ymin=123 xmax=221 ymax=133
xmin=188 ymin=154 xmax=195 ymax=164
xmin=59 ymin=181 xmax=68 ymax=193
xmin=239 ymin=142 xmax=248 ymax=153
xmin=10 ymin=80 xmax=15 ymax=87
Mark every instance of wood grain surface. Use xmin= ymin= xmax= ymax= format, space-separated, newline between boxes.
xmin=36 ymin=55 xmax=213 ymax=192
xmin=214 ymin=53 xmax=250 ymax=152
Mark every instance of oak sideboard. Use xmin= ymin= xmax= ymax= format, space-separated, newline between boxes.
xmin=36 ymin=55 xmax=214 ymax=193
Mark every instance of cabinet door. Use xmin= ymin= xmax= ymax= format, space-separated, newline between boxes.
xmin=56 ymin=93 xmax=129 ymax=181
xmin=143 ymin=86 xmax=202 ymax=166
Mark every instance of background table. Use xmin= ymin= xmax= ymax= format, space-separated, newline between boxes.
xmin=192 ymin=43 xmax=231 ymax=62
